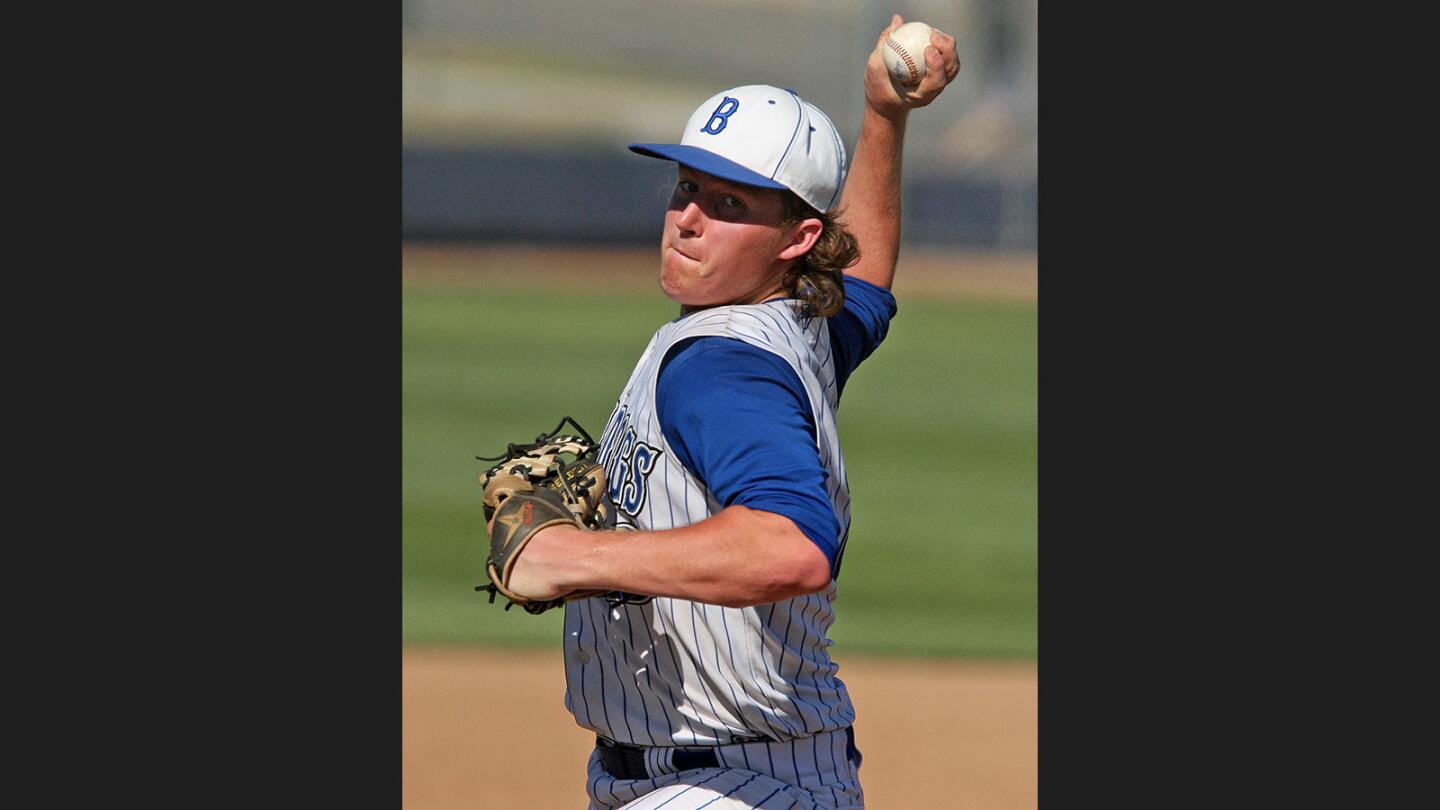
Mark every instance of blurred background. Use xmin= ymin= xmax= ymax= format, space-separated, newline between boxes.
xmin=403 ymin=4 xmax=1037 ymax=806
xmin=402 ymin=0 xmax=1036 ymax=248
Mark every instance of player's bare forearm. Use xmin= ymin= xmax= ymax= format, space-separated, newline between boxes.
xmin=839 ymin=14 xmax=961 ymax=291
xmin=509 ymin=506 xmax=832 ymax=608
xmin=839 ymin=109 xmax=907 ymax=289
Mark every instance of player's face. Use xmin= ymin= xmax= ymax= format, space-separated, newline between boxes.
xmin=660 ymin=167 xmax=812 ymax=310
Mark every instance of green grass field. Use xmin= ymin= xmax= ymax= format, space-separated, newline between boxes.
xmin=403 ymin=275 xmax=1036 ymax=658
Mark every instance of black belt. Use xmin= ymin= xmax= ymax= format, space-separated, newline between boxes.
xmin=595 ymin=728 xmax=858 ymax=781
xmin=596 ymin=736 xmax=718 ymax=780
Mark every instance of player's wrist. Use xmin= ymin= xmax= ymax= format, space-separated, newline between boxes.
xmin=863 ymin=101 xmax=911 ymax=126
xmin=529 ymin=523 xmax=594 ymax=590
xmin=862 ymin=69 xmax=910 ymax=122
xmin=502 ymin=524 xmax=576 ymax=600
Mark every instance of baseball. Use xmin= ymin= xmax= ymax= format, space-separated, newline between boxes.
xmin=883 ymin=21 xmax=935 ymax=85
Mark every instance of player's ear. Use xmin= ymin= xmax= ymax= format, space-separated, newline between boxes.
xmin=777 ymin=218 xmax=823 ymax=262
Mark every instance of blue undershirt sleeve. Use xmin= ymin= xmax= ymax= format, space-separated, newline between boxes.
xmin=826 ymin=274 xmax=899 ymax=396
xmin=656 ymin=337 xmax=841 ymax=569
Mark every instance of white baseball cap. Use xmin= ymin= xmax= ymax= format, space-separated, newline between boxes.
xmin=630 ymin=85 xmax=848 ymax=213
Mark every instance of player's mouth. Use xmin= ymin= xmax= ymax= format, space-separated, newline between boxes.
xmin=668 ymin=244 xmax=700 ymax=263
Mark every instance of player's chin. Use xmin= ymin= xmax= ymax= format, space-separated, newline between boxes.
xmin=658 ymin=271 xmax=716 ymax=309
xmin=660 ymin=251 xmax=701 ymax=298
xmin=659 ymin=274 xmax=700 ymax=306
xmin=658 ymin=271 xmax=681 ymax=300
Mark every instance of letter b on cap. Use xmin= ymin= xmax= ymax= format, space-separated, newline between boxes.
xmin=700 ymin=97 xmax=740 ymax=135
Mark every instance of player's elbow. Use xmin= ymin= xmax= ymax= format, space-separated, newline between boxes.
xmin=787 ymin=543 xmax=834 ymax=595
xmin=759 ymin=514 xmax=834 ymax=597
xmin=721 ymin=549 xmax=829 ymax=608
xmin=713 ymin=507 xmax=834 ymax=607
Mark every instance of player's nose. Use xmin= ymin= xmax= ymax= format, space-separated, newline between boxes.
xmin=674 ymin=200 xmax=705 ymax=236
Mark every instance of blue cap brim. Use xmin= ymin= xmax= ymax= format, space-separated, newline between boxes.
xmin=629 ymin=144 xmax=788 ymax=191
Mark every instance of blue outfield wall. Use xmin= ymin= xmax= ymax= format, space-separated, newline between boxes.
xmin=403 ymin=147 xmax=1036 ymax=249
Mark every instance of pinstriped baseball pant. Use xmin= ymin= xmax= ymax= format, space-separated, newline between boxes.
xmin=584 ymin=727 xmax=864 ymax=810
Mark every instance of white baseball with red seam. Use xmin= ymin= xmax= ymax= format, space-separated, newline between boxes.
xmin=883 ymin=21 xmax=934 ymax=85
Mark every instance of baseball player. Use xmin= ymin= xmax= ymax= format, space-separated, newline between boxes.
xmin=485 ymin=15 xmax=959 ymax=810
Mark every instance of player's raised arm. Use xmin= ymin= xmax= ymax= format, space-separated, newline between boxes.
xmin=839 ymin=14 xmax=960 ymax=291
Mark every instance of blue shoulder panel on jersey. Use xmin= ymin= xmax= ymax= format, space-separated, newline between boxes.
xmin=657 ymin=336 xmax=841 ymax=568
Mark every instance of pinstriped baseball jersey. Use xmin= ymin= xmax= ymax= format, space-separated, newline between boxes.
xmin=563 ymin=297 xmax=856 ymax=748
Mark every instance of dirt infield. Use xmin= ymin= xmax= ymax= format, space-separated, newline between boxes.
xmin=402 ymin=244 xmax=1037 ymax=304
xmin=403 ymin=647 xmax=1036 ymax=809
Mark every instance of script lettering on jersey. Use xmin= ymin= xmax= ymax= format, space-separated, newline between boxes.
xmin=700 ymin=96 xmax=740 ymax=135
xmin=597 ymin=406 xmax=664 ymax=518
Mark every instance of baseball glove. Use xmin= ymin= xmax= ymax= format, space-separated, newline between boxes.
xmin=474 ymin=417 xmax=614 ymax=614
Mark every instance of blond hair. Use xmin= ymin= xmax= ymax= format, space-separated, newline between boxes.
xmin=780 ymin=193 xmax=860 ymax=318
